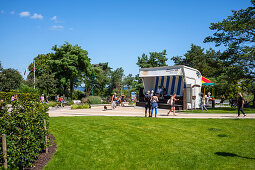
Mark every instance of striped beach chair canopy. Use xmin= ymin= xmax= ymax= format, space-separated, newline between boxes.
xmin=202 ymin=77 xmax=216 ymax=86
xmin=153 ymin=76 xmax=185 ymax=96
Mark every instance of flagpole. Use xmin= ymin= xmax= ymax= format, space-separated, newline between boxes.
xmin=34 ymin=60 xmax=35 ymax=89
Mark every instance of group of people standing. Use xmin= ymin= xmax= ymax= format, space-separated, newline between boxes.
xmin=56 ymin=94 xmax=66 ymax=108
xmin=111 ymin=93 xmax=126 ymax=109
xmin=40 ymin=94 xmax=66 ymax=108
xmin=144 ymin=90 xmax=178 ymax=117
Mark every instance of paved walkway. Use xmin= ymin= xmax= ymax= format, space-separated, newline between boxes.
xmin=48 ymin=106 xmax=255 ymax=119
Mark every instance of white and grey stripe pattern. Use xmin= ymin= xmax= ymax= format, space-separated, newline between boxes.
xmin=154 ymin=76 xmax=186 ymax=96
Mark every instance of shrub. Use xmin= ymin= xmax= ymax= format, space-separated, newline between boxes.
xmin=85 ymin=96 xmax=102 ymax=104
xmin=18 ymin=83 xmax=40 ymax=94
xmin=73 ymin=90 xmax=86 ymax=100
xmin=0 ymin=92 xmax=39 ymax=104
xmin=48 ymin=101 xmax=57 ymax=107
xmin=71 ymin=103 xmax=90 ymax=109
xmin=0 ymin=100 xmax=49 ymax=169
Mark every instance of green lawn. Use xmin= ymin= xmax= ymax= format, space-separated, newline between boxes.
xmin=45 ymin=117 xmax=255 ymax=170
xmin=180 ymin=107 xmax=255 ymax=114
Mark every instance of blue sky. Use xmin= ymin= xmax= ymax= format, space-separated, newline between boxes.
xmin=0 ymin=0 xmax=251 ymax=78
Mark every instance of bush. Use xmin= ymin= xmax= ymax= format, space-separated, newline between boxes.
xmin=0 ymin=92 xmax=39 ymax=104
xmin=71 ymin=103 xmax=90 ymax=109
xmin=85 ymin=96 xmax=102 ymax=104
xmin=18 ymin=83 xmax=40 ymax=94
xmin=48 ymin=101 xmax=57 ymax=107
xmin=73 ymin=90 xmax=86 ymax=100
xmin=0 ymin=100 xmax=49 ymax=169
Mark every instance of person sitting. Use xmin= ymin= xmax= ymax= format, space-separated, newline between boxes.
xmin=156 ymin=86 xmax=162 ymax=97
xmin=162 ymin=86 xmax=167 ymax=96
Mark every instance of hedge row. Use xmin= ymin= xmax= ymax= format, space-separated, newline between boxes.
xmin=0 ymin=92 xmax=40 ymax=103
xmin=0 ymin=100 xmax=49 ymax=169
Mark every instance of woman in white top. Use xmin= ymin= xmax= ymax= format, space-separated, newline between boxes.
xmin=167 ymin=93 xmax=179 ymax=116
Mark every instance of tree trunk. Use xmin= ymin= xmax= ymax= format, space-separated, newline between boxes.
xmin=70 ymin=78 xmax=74 ymax=101
xmin=46 ymin=87 xmax=49 ymax=96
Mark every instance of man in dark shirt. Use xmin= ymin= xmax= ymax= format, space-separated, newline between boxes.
xmin=237 ymin=92 xmax=246 ymax=117
xmin=144 ymin=91 xmax=152 ymax=117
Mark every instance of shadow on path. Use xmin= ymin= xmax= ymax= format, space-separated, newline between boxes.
xmin=215 ymin=152 xmax=255 ymax=160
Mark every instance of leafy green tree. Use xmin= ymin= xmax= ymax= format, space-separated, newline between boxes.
xmin=109 ymin=67 xmax=124 ymax=94
xmin=204 ymin=0 xmax=255 ymax=104
xmin=137 ymin=50 xmax=168 ymax=68
xmin=49 ymin=42 xmax=91 ymax=100
xmin=171 ymin=44 xmax=243 ymax=99
xmin=0 ymin=68 xmax=23 ymax=92
xmin=0 ymin=61 xmax=2 ymax=70
xmin=85 ymin=63 xmax=111 ymax=96
xmin=204 ymin=0 xmax=255 ymax=47
xmin=123 ymin=74 xmax=135 ymax=89
xmin=172 ymin=44 xmax=223 ymax=77
xmin=36 ymin=73 xmax=58 ymax=96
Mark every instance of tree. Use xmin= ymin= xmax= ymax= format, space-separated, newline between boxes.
xmin=84 ymin=63 xmax=111 ymax=96
xmin=204 ymin=0 xmax=255 ymax=79
xmin=36 ymin=73 xmax=58 ymax=96
xmin=0 ymin=68 xmax=23 ymax=92
xmin=49 ymin=42 xmax=91 ymax=100
xmin=171 ymin=44 xmax=243 ymax=99
xmin=0 ymin=61 xmax=2 ymax=70
xmin=204 ymin=0 xmax=255 ymax=104
xmin=172 ymin=44 xmax=223 ymax=77
xmin=123 ymin=74 xmax=135 ymax=89
xmin=109 ymin=67 xmax=124 ymax=94
xmin=137 ymin=50 xmax=168 ymax=68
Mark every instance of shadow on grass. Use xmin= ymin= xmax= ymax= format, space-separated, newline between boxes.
xmin=208 ymin=128 xmax=221 ymax=131
xmin=215 ymin=152 xmax=255 ymax=160
xmin=217 ymin=134 xmax=228 ymax=137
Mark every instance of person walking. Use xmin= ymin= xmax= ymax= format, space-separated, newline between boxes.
xmin=237 ymin=92 xmax=246 ymax=117
xmin=60 ymin=95 xmax=63 ymax=107
xmin=120 ymin=94 xmax=125 ymax=106
xmin=151 ymin=94 xmax=158 ymax=118
xmin=62 ymin=94 xmax=66 ymax=107
xmin=111 ymin=93 xmax=117 ymax=109
xmin=45 ymin=95 xmax=49 ymax=104
xmin=56 ymin=94 xmax=60 ymax=108
xmin=167 ymin=93 xmax=179 ymax=116
xmin=40 ymin=94 xmax=44 ymax=104
xmin=144 ymin=91 xmax=151 ymax=117
xmin=201 ymin=94 xmax=208 ymax=111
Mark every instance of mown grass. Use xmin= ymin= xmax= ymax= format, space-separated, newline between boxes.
xmin=181 ymin=107 xmax=255 ymax=114
xmin=45 ymin=117 xmax=255 ymax=170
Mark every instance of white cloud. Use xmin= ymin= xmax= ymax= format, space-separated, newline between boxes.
xmin=31 ymin=13 xmax=43 ymax=19
xmin=10 ymin=11 xmax=15 ymax=15
xmin=19 ymin=11 xmax=30 ymax=17
xmin=51 ymin=16 xmax=57 ymax=21
xmin=50 ymin=25 xmax=64 ymax=30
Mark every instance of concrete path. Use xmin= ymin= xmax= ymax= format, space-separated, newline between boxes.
xmin=48 ymin=106 xmax=255 ymax=119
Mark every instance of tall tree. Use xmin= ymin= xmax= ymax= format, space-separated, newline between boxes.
xmin=0 ymin=68 xmax=23 ymax=92
xmin=49 ymin=42 xmax=91 ymax=100
xmin=84 ymin=63 xmax=112 ymax=96
xmin=204 ymin=0 xmax=255 ymax=79
xmin=204 ymin=0 xmax=255 ymax=104
xmin=109 ymin=67 xmax=124 ymax=94
xmin=137 ymin=50 xmax=168 ymax=68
